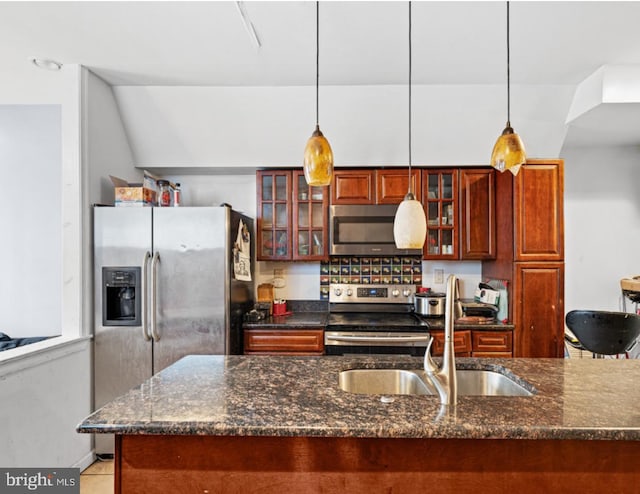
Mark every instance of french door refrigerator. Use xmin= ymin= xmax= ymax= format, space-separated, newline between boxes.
xmin=93 ymin=205 xmax=254 ymax=454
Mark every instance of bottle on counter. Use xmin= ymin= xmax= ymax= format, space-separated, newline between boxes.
xmin=157 ymin=180 xmax=172 ymax=207
xmin=173 ymin=182 xmax=181 ymax=207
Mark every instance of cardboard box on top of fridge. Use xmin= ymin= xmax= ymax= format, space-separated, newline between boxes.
xmin=111 ymin=171 xmax=158 ymax=206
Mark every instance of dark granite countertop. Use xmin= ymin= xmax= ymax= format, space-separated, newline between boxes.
xmin=78 ymin=355 xmax=640 ymax=441
xmin=244 ymin=312 xmax=513 ymax=331
xmin=244 ymin=311 xmax=328 ymax=329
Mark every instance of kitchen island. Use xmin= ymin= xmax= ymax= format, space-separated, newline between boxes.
xmin=78 ymin=355 xmax=640 ymax=493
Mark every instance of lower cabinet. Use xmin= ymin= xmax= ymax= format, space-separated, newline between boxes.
xmin=513 ymin=263 xmax=565 ymax=358
xmin=430 ymin=329 xmax=513 ymax=357
xmin=244 ymin=329 xmax=325 ymax=356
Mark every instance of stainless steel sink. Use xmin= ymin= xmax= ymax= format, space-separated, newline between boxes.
xmin=338 ymin=369 xmax=433 ymax=395
xmin=456 ymin=370 xmax=533 ymax=396
xmin=339 ymin=368 xmax=534 ymax=397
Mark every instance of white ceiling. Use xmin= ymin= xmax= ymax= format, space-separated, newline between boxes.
xmin=2 ymin=1 xmax=640 ymax=87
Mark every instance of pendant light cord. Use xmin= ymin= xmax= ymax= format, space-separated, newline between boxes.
xmin=408 ymin=1 xmax=413 ymax=193
xmin=315 ymin=1 xmax=320 ymax=128
xmin=506 ymin=1 xmax=511 ymax=126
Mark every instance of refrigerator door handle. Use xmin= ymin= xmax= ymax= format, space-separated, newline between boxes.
xmin=151 ymin=252 xmax=161 ymax=342
xmin=141 ymin=251 xmax=152 ymax=341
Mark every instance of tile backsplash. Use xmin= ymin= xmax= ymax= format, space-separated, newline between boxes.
xmin=320 ymin=256 xmax=423 ymax=300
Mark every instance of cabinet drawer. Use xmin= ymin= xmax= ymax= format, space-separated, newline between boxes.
xmin=431 ymin=330 xmax=472 ymax=355
xmin=244 ymin=329 xmax=324 ymax=355
xmin=472 ymin=331 xmax=513 ymax=353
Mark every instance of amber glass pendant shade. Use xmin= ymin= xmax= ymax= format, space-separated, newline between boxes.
xmin=303 ymin=125 xmax=334 ymax=186
xmin=490 ymin=124 xmax=526 ymax=176
xmin=394 ymin=192 xmax=427 ymax=249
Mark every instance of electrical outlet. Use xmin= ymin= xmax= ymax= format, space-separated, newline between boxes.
xmin=434 ymin=269 xmax=444 ymax=284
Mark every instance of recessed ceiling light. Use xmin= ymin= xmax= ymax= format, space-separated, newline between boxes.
xmin=29 ymin=57 xmax=63 ymax=71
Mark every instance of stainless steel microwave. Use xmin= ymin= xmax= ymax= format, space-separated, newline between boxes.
xmin=329 ymin=204 xmax=423 ymax=256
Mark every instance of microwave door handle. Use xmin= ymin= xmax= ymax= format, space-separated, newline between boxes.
xmin=326 ymin=335 xmax=430 ymax=344
xmin=141 ymin=251 xmax=152 ymax=341
xmin=150 ymin=252 xmax=161 ymax=342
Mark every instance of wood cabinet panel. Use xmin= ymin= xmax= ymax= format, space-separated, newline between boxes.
xmin=513 ymin=263 xmax=565 ymax=358
xmin=482 ymin=160 xmax=565 ymax=358
xmin=117 ymin=435 xmax=640 ymax=494
xmin=244 ymin=329 xmax=324 ymax=355
xmin=375 ymin=169 xmax=422 ymax=204
xmin=331 ymin=170 xmax=374 ymax=204
xmin=430 ymin=329 xmax=472 ymax=356
xmin=459 ymin=168 xmax=496 ymax=260
xmin=514 ymin=161 xmax=564 ymax=261
xmin=472 ymin=331 xmax=512 ymax=353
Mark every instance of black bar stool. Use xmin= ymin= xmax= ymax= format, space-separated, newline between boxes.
xmin=565 ymin=310 xmax=640 ymax=357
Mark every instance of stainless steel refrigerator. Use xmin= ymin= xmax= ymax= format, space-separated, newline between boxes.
xmin=93 ymin=205 xmax=254 ymax=454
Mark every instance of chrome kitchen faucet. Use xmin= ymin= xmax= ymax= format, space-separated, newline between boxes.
xmin=424 ymin=274 xmax=459 ymax=407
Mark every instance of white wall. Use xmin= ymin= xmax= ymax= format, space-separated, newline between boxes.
xmin=562 ymin=144 xmax=640 ymax=313
xmin=0 ymin=105 xmax=61 ymax=337
xmin=85 ymin=71 xmax=136 ymax=205
xmin=0 ymin=62 xmax=92 ymax=469
xmin=0 ymin=339 xmax=92 ymax=468
xmin=113 ymin=84 xmax=573 ymax=168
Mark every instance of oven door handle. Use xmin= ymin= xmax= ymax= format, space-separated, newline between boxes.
xmin=325 ymin=335 xmax=430 ymax=344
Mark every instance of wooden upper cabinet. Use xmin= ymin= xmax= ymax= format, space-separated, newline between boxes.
xmin=257 ymin=170 xmax=329 ymax=261
xmin=331 ymin=170 xmax=374 ymax=204
xmin=257 ymin=170 xmax=292 ymax=260
xmin=459 ymin=168 xmax=496 ymax=260
xmin=292 ymin=170 xmax=329 ymax=261
xmin=375 ymin=169 xmax=422 ymax=204
xmin=513 ymin=160 xmax=564 ymax=261
xmin=422 ymin=169 xmax=459 ymax=260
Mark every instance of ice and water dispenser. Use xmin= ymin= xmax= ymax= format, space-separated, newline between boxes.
xmin=102 ymin=267 xmax=141 ymax=326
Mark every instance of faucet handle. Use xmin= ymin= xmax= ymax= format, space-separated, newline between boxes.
xmin=423 ymin=337 xmax=439 ymax=374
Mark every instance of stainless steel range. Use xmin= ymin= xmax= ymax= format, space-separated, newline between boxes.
xmin=325 ymin=284 xmax=430 ymax=356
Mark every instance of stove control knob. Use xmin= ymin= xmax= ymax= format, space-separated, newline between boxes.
xmin=346 ymin=288 xmax=353 ymax=297
xmin=334 ymin=288 xmax=343 ymax=297
xmin=402 ymin=289 xmax=412 ymax=298
xmin=391 ymin=288 xmax=400 ymax=297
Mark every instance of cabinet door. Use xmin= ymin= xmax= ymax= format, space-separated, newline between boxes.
xmin=292 ymin=171 xmax=329 ymax=261
xmin=513 ymin=262 xmax=565 ymax=358
xmin=243 ymin=329 xmax=325 ymax=355
xmin=514 ymin=161 xmax=564 ymax=261
xmin=459 ymin=168 xmax=496 ymax=260
xmin=472 ymin=330 xmax=512 ymax=355
xmin=257 ymin=171 xmax=292 ymax=260
xmin=331 ymin=170 xmax=374 ymax=204
xmin=422 ymin=169 xmax=459 ymax=259
xmin=375 ymin=169 xmax=422 ymax=204
xmin=430 ymin=329 xmax=472 ymax=356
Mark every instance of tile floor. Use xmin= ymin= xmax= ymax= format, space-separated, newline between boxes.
xmin=80 ymin=459 xmax=114 ymax=494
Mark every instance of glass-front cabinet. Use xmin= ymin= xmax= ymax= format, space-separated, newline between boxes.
xmin=257 ymin=171 xmax=291 ymax=260
xmin=423 ymin=169 xmax=458 ymax=259
xmin=257 ymin=170 xmax=329 ymax=261
xmin=292 ymin=171 xmax=329 ymax=260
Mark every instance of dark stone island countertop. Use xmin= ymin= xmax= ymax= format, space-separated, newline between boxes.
xmin=77 ymin=355 xmax=640 ymax=441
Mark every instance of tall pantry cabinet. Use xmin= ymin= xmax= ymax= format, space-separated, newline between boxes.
xmin=482 ymin=160 xmax=565 ymax=357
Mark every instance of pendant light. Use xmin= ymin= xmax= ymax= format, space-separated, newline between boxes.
xmin=394 ymin=1 xmax=427 ymax=250
xmin=303 ymin=1 xmax=333 ymax=187
xmin=490 ymin=1 xmax=526 ymax=176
